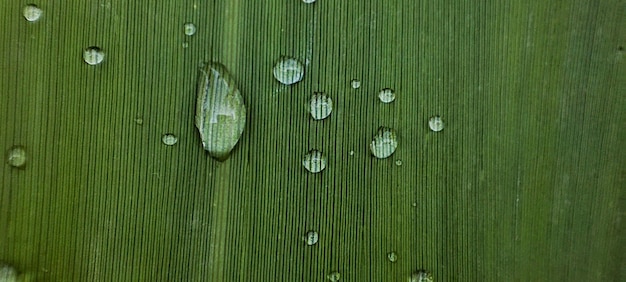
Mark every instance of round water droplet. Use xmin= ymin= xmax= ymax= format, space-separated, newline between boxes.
xmin=428 ymin=116 xmax=444 ymax=132
xmin=327 ymin=271 xmax=341 ymax=281
xmin=134 ymin=117 xmax=143 ymax=125
xmin=302 ymin=149 xmax=327 ymax=173
xmin=273 ymin=57 xmax=304 ymax=85
xmin=23 ymin=4 xmax=43 ymax=22
xmin=162 ymin=134 xmax=178 ymax=146
xmin=304 ymin=230 xmax=319 ymax=246
xmin=0 ymin=262 xmax=18 ymax=281
xmin=83 ymin=46 xmax=104 ymax=65
xmin=303 ymin=0 xmax=317 ymax=3
xmin=369 ymin=127 xmax=398 ymax=159
xmin=182 ymin=42 xmax=189 ymax=48
xmin=387 ymin=251 xmax=398 ymax=263
xmin=6 ymin=146 xmax=27 ymax=168
xmin=410 ymin=270 xmax=433 ymax=282
xmin=309 ymin=93 xmax=333 ymax=120
xmin=395 ymin=159 xmax=402 ymax=166
xmin=196 ymin=62 xmax=247 ymax=160
xmin=351 ymin=79 xmax=361 ymax=89
xmin=378 ymin=88 xmax=395 ymax=103
xmin=183 ymin=22 xmax=196 ymax=36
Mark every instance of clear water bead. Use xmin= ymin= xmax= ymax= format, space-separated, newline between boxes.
xmin=327 ymin=271 xmax=341 ymax=281
xmin=273 ymin=57 xmax=304 ymax=85
xmin=23 ymin=4 xmax=43 ymax=22
xmin=410 ymin=270 xmax=434 ymax=282
xmin=387 ymin=251 xmax=398 ymax=262
xmin=183 ymin=23 xmax=196 ymax=36
xmin=0 ymin=262 xmax=18 ymax=281
xmin=378 ymin=88 xmax=395 ymax=103
xmin=428 ymin=116 xmax=444 ymax=132
xmin=309 ymin=93 xmax=333 ymax=120
xmin=6 ymin=146 xmax=27 ymax=168
xmin=162 ymin=134 xmax=178 ymax=146
xmin=351 ymin=79 xmax=361 ymax=89
xmin=303 ymin=0 xmax=317 ymax=3
xmin=304 ymin=230 xmax=319 ymax=246
xmin=83 ymin=46 xmax=104 ymax=65
xmin=302 ymin=149 xmax=326 ymax=173
xmin=370 ymin=127 xmax=398 ymax=159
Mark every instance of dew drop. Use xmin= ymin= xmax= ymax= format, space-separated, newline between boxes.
xmin=162 ymin=134 xmax=178 ymax=146
xmin=182 ymin=42 xmax=189 ymax=48
xmin=387 ymin=251 xmax=398 ymax=263
xmin=348 ymin=150 xmax=355 ymax=156
xmin=378 ymin=88 xmax=395 ymax=103
xmin=303 ymin=0 xmax=317 ymax=3
xmin=395 ymin=159 xmax=402 ymax=166
xmin=83 ymin=46 xmax=104 ymax=66
xmin=6 ymin=146 xmax=27 ymax=168
xmin=326 ymin=271 xmax=341 ymax=281
xmin=134 ymin=117 xmax=143 ymax=125
xmin=304 ymin=230 xmax=319 ymax=246
xmin=23 ymin=4 xmax=43 ymax=22
xmin=0 ymin=262 xmax=18 ymax=281
xmin=428 ymin=116 xmax=444 ymax=132
xmin=410 ymin=270 xmax=433 ymax=282
xmin=273 ymin=57 xmax=304 ymax=85
xmin=302 ymin=149 xmax=326 ymax=173
xmin=350 ymin=79 xmax=361 ymax=89
xmin=183 ymin=22 xmax=196 ymax=36
xmin=309 ymin=93 xmax=333 ymax=120
xmin=369 ymin=127 xmax=398 ymax=159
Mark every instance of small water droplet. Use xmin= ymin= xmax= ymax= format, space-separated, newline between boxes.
xmin=273 ymin=57 xmax=304 ymax=85
xmin=410 ymin=270 xmax=433 ymax=282
xmin=349 ymin=150 xmax=355 ymax=156
xmin=327 ymin=271 xmax=341 ymax=281
xmin=395 ymin=159 xmax=402 ymax=166
xmin=183 ymin=22 xmax=196 ymax=36
xmin=309 ymin=93 xmax=333 ymax=120
xmin=378 ymin=88 xmax=395 ymax=103
xmin=303 ymin=0 xmax=317 ymax=3
xmin=351 ymin=79 xmax=361 ymax=89
xmin=0 ymin=262 xmax=18 ymax=281
xmin=302 ymin=149 xmax=326 ymax=173
xmin=162 ymin=134 xmax=178 ymax=146
xmin=387 ymin=251 xmax=398 ymax=263
xmin=428 ymin=116 xmax=444 ymax=132
xmin=304 ymin=230 xmax=319 ymax=246
xmin=411 ymin=202 xmax=418 ymax=207
xmin=23 ymin=4 xmax=43 ymax=22
xmin=6 ymin=146 xmax=27 ymax=168
xmin=370 ymin=127 xmax=398 ymax=159
xmin=83 ymin=46 xmax=104 ymax=65
xmin=134 ymin=117 xmax=143 ymax=125
xmin=182 ymin=42 xmax=189 ymax=48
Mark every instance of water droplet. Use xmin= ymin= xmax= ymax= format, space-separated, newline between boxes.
xmin=196 ymin=62 xmax=247 ymax=160
xmin=378 ymin=88 xmax=395 ymax=103
xmin=326 ymin=271 xmax=341 ymax=281
xmin=162 ymin=134 xmax=178 ymax=146
xmin=0 ymin=262 xmax=18 ymax=281
xmin=83 ymin=46 xmax=104 ymax=66
xmin=428 ymin=116 xmax=444 ymax=132
xmin=410 ymin=270 xmax=433 ymax=282
xmin=387 ymin=251 xmax=398 ymax=263
xmin=6 ymin=146 xmax=27 ymax=168
xmin=309 ymin=93 xmax=333 ymax=120
xmin=23 ymin=4 xmax=43 ymax=22
xmin=369 ymin=127 xmax=398 ymax=159
xmin=411 ymin=202 xmax=418 ymax=207
xmin=183 ymin=23 xmax=196 ymax=36
xmin=303 ymin=0 xmax=317 ymax=3
xmin=273 ymin=57 xmax=304 ymax=85
xmin=350 ymin=79 xmax=361 ymax=89
xmin=349 ymin=150 xmax=355 ymax=156
xmin=304 ymin=230 xmax=319 ymax=246
xmin=134 ymin=117 xmax=143 ymax=125
xmin=395 ymin=159 xmax=402 ymax=166
xmin=302 ymin=149 xmax=327 ymax=173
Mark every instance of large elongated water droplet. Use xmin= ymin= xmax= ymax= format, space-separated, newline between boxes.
xmin=195 ymin=62 xmax=246 ymax=160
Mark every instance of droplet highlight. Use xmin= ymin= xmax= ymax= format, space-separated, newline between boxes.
xmin=410 ymin=270 xmax=433 ymax=282
xmin=428 ymin=116 xmax=444 ymax=132
xmin=378 ymin=88 xmax=395 ymax=103
xmin=309 ymin=93 xmax=333 ymax=120
xmin=327 ymin=271 xmax=341 ymax=281
xmin=302 ymin=0 xmax=317 ymax=3
xmin=304 ymin=230 xmax=319 ymax=246
xmin=162 ymin=134 xmax=178 ymax=146
xmin=23 ymin=4 xmax=42 ymax=22
xmin=196 ymin=62 xmax=247 ymax=160
xmin=302 ymin=149 xmax=327 ymax=173
xmin=387 ymin=251 xmax=398 ymax=263
xmin=273 ymin=57 xmax=304 ymax=85
xmin=183 ymin=22 xmax=196 ymax=36
xmin=6 ymin=146 xmax=27 ymax=168
xmin=369 ymin=127 xmax=398 ymax=159
xmin=83 ymin=46 xmax=105 ymax=66
xmin=350 ymin=79 xmax=361 ymax=89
